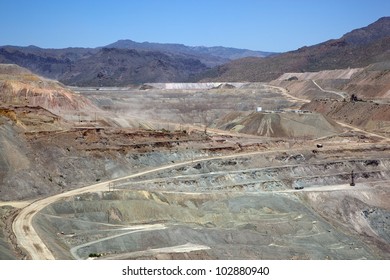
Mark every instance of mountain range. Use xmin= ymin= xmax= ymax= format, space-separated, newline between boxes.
xmin=0 ymin=17 xmax=389 ymax=86
xmin=0 ymin=40 xmax=274 ymax=86
xmin=106 ymin=39 xmax=274 ymax=66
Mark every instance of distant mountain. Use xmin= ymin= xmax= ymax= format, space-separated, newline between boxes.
xmin=3 ymin=17 xmax=387 ymax=86
xmin=60 ymin=48 xmax=208 ymax=86
xmin=0 ymin=40 xmax=273 ymax=86
xmin=0 ymin=45 xmax=209 ymax=86
xmin=198 ymin=17 xmax=390 ymax=82
xmin=106 ymin=39 xmax=275 ymax=67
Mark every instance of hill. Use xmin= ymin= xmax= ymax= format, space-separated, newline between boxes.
xmin=0 ymin=64 xmax=96 ymax=112
xmin=199 ymin=17 xmax=390 ymax=82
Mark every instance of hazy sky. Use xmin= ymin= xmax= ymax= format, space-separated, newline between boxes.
xmin=1 ymin=0 xmax=389 ymax=52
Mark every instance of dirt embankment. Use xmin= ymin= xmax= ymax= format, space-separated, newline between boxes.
xmin=341 ymin=64 xmax=390 ymax=99
xmin=302 ymin=100 xmax=390 ymax=133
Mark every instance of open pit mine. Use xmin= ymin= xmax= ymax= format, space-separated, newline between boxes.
xmin=0 ymin=64 xmax=389 ymax=260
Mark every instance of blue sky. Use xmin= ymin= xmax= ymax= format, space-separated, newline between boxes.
xmin=1 ymin=0 xmax=389 ymax=52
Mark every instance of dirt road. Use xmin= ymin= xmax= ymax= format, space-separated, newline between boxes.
xmin=267 ymin=84 xmax=310 ymax=103
xmin=70 ymin=224 xmax=167 ymax=259
xmin=312 ymin=80 xmax=349 ymax=99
